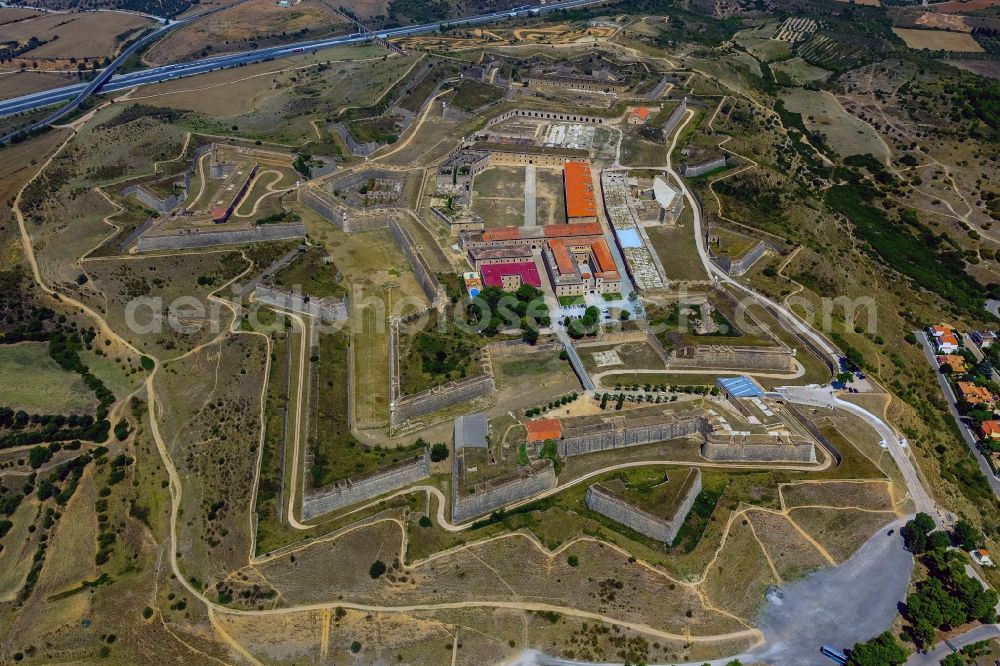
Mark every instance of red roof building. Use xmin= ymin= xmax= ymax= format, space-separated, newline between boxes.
xmin=480 ymin=262 xmax=541 ymax=291
xmin=526 ymin=418 xmax=562 ymax=442
xmin=563 ymin=161 xmax=597 ymax=222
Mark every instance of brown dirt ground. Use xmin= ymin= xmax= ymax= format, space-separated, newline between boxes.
xmin=146 ymin=0 xmax=350 ymax=64
xmin=0 ymin=12 xmax=151 ymax=60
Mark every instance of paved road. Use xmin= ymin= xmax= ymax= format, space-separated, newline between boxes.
xmin=513 ymin=519 xmax=913 ymax=666
xmin=778 ymin=384 xmax=941 ymax=523
xmin=987 ymin=299 xmax=1000 ymax=321
xmin=906 ymin=624 xmax=1000 ymax=665
xmin=0 ymin=0 xmax=257 ymax=142
xmin=0 ymin=0 xmax=607 ymax=133
xmin=914 ymin=330 xmax=1000 ymax=499
xmin=746 ymin=518 xmax=912 ymax=666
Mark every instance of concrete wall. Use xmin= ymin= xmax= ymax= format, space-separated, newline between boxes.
xmin=389 ymin=217 xmax=445 ymax=306
xmin=122 ymin=184 xmax=182 ymax=213
xmin=701 ymin=437 xmax=816 ymax=463
xmin=668 ymin=345 xmax=795 ymax=372
xmin=683 ymin=156 xmax=728 ymax=178
xmin=391 ymin=373 xmax=495 ymax=427
xmin=135 ymin=222 xmax=306 ymax=252
xmin=662 ymin=97 xmax=688 ymax=138
xmin=301 ymin=449 xmax=430 ymax=519
xmin=452 ymin=460 xmax=557 ymax=523
xmin=727 ymin=241 xmax=775 ymax=277
xmin=298 ymin=186 xmax=391 ymax=232
xmin=558 ymin=415 xmax=708 ymax=458
xmin=585 ymin=469 xmax=700 ymax=544
xmin=254 ymin=285 xmax=348 ymax=321
xmin=486 ymin=108 xmax=610 ymax=127
xmin=485 ymin=339 xmax=563 ymax=358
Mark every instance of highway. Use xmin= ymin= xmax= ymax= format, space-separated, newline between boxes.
xmin=0 ymin=0 xmax=606 ymax=140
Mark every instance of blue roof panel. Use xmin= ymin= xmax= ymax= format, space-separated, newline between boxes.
xmin=717 ymin=376 xmax=764 ymax=398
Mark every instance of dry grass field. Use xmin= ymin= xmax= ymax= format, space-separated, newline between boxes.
xmin=893 ymin=27 xmax=985 ymax=52
xmin=780 ymin=89 xmax=890 ymax=160
xmin=746 ymin=510 xmax=830 ymax=581
xmin=0 ymin=342 xmax=96 ymax=414
xmin=0 ymin=11 xmax=151 ymax=61
xmin=0 ymin=70 xmax=77 ymax=100
xmin=156 ymin=334 xmax=269 ymax=583
xmin=786 ymin=507 xmax=895 ymax=563
xmin=780 ymin=480 xmax=895 ymax=511
xmin=702 ymin=516 xmax=778 ymax=619
xmin=79 ymin=250 xmax=247 ymax=358
xmin=147 ymin=0 xmax=350 ymax=64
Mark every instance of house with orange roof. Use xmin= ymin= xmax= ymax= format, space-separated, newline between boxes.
xmin=936 ymin=354 xmax=968 ymax=373
xmin=627 ymin=107 xmax=652 ymax=125
xmin=935 ymin=333 xmax=960 ymax=354
xmin=980 ymin=420 xmax=1000 ymax=440
xmin=930 ymin=323 xmax=955 ymax=338
xmin=956 ymin=381 xmax=994 ymax=406
xmin=526 ymin=418 xmax=562 ymax=443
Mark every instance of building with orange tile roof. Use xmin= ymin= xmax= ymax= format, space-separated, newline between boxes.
xmin=563 ymin=161 xmax=597 ymax=223
xmin=543 ymin=236 xmax=621 ymax=297
xmin=930 ymin=324 xmax=955 ymax=338
xmin=980 ymin=420 xmax=1000 ymax=440
xmin=526 ymin=418 xmax=562 ymax=443
xmin=627 ymin=107 xmax=651 ymax=125
xmin=936 ymin=354 xmax=968 ymax=373
xmin=957 ymin=381 xmax=994 ymax=406
xmin=936 ymin=333 xmax=960 ymax=354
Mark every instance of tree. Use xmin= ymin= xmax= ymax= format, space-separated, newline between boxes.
xmin=430 ymin=443 xmax=449 ymax=462
xmin=846 ymin=631 xmax=908 ymax=665
xmin=954 ymin=519 xmax=982 ymax=550
xmin=418 ymin=516 xmax=432 ymax=528
xmin=926 ymin=530 xmax=951 ymax=551
xmin=369 ymin=560 xmax=386 ymax=579
xmin=940 ymin=654 xmax=963 ymax=666
xmin=522 ymin=325 xmax=539 ymax=345
xmin=901 ymin=512 xmax=935 ymax=553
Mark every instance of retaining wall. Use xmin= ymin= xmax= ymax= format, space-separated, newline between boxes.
xmin=727 ymin=241 xmax=775 ymax=277
xmin=662 ymin=97 xmax=688 ymax=138
xmin=298 ymin=186 xmax=392 ymax=232
xmin=122 ymin=184 xmax=183 ymax=213
xmin=485 ymin=339 xmax=563 ymax=358
xmin=391 ymin=373 xmax=495 ymax=427
xmin=701 ymin=437 xmax=816 ymax=463
xmin=388 ymin=217 xmax=445 ymax=305
xmin=485 ymin=108 xmax=611 ymax=127
xmin=558 ymin=415 xmax=708 ymax=458
xmin=585 ymin=469 xmax=700 ymax=544
xmin=668 ymin=345 xmax=795 ymax=372
xmin=254 ymin=285 xmax=348 ymax=321
xmin=683 ymin=156 xmax=728 ymax=178
xmin=301 ymin=449 xmax=430 ymax=519
xmin=135 ymin=222 xmax=306 ymax=252
xmin=452 ymin=460 xmax=556 ymax=523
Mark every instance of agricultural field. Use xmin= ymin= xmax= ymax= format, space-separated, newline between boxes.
xmin=0 ymin=11 xmax=152 ymax=61
xmin=147 ymin=0 xmax=351 ymax=64
xmin=893 ymin=27 xmax=985 ymax=52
